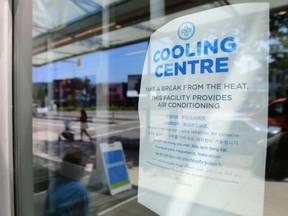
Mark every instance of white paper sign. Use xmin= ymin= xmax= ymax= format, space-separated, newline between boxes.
xmin=138 ymin=3 xmax=269 ymax=216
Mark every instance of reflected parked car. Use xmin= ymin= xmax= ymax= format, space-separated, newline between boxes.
xmin=265 ymin=131 xmax=288 ymax=180
xmin=268 ymin=98 xmax=288 ymax=132
xmin=252 ymin=98 xmax=288 ymax=137
xmin=32 ymin=103 xmax=49 ymax=117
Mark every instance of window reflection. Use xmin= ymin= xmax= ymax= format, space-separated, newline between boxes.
xmin=32 ymin=1 xmax=288 ymax=215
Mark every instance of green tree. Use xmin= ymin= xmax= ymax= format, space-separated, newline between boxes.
xmin=269 ymin=12 xmax=288 ymax=98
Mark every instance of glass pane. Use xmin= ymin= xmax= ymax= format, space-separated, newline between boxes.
xmin=31 ymin=0 xmax=288 ymax=215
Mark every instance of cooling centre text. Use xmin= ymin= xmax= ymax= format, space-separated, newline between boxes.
xmin=153 ymin=37 xmax=237 ymax=78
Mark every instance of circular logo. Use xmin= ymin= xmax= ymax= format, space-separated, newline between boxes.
xmin=178 ymin=22 xmax=195 ymax=40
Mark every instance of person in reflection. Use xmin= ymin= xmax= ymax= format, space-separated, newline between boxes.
xmin=44 ymin=149 xmax=89 ymax=216
xmin=79 ymin=109 xmax=93 ymax=142
xmin=266 ymin=131 xmax=288 ymax=180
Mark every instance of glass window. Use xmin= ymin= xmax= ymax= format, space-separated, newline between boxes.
xmin=31 ymin=1 xmax=288 ymax=215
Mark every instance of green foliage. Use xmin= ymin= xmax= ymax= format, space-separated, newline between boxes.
xmin=33 ymin=88 xmax=46 ymax=101
xmin=269 ymin=12 xmax=288 ymax=98
xmin=270 ymin=12 xmax=288 ymax=69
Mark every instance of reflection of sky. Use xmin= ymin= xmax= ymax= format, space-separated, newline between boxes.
xmin=32 ymin=41 xmax=148 ymax=83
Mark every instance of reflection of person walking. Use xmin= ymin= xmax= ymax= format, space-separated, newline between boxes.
xmin=79 ymin=109 xmax=92 ymax=142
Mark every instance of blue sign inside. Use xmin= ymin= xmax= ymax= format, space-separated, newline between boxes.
xmin=104 ymin=150 xmax=129 ymax=189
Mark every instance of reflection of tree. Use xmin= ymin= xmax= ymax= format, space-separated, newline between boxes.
xmin=71 ymin=77 xmax=93 ymax=107
xmin=33 ymin=83 xmax=47 ymax=106
xmin=72 ymin=77 xmax=92 ymax=93
xmin=33 ymin=88 xmax=46 ymax=101
xmin=269 ymin=12 xmax=288 ymax=98
xmin=83 ymin=78 xmax=92 ymax=93
xmin=270 ymin=12 xmax=288 ymax=66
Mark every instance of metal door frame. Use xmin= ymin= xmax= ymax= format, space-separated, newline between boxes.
xmin=13 ymin=0 xmax=33 ymax=215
